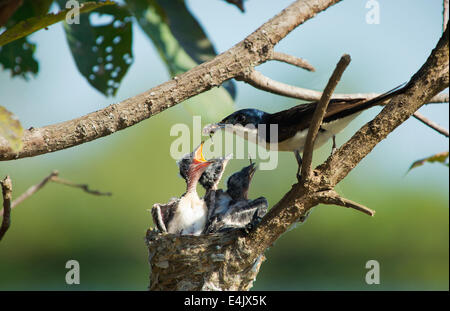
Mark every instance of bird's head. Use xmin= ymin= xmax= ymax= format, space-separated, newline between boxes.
xmin=178 ymin=147 xmax=231 ymax=191
xmin=203 ymin=109 xmax=268 ymax=135
xmin=199 ymin=153 xmax=232 ymax=191
xmin=190 ymin=142 xmax=212 ymax=173
xmin=226 ymin=162 xmax=257 ymax=201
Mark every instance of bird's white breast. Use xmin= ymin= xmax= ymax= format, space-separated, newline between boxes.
xmin=168 ymin=192 xmax=207 ymax=236
xmin=273 ymin=113 xmax=361 ymax=152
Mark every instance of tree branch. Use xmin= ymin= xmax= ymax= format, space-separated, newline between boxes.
xmin=270 ymin=51 xmax=315 ymax=71
xmin=9 ymin=170 xmax=58 ymax=210
xmin=239 ymin=68 xmax=449 ymax=103
xmin=314 ymin=190 xmax=375 ymax=216
xmin=0 ymin=0 xmax=342 ymax=162
xmin=0 ymin=171 xmax=111 ymax=217
xmin=50 ymin=176 xmax=112 ymax=196
xmin=0 ymin=176 xmax=12 ymax=241
xmin=413 ymin=112 xmax=449 ymax=137
xmin=301 ymin=54 xmax=351 ymax=179
xmin=444 ymin=0 xmax=449 ymax=31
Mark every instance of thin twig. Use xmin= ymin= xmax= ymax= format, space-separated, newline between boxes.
xmin=51 ymin=177 xmax=112 ymax=196
xmin=10 ymin=170 xmax=58 ymax=210
xmin=315 ymin=191 xmax=375 ymax=216
xmin=0 ymin=176 xmax=12 ymax=241
xmin=301 ymin=54 xmax=351 ymax=179
xmin=240 ymin=69 xmax=448 ymax=103
xmin=271 ymin=51 xmax=315 ymax=71
xmin=413 ymin=112 xmax=449 ymax=137
xmin=0 ymin=171 xmax=111 ymax=217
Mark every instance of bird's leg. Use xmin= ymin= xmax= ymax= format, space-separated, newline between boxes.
xmin=331 ymin=135 xmax=337 ymax=155
xmin=294 ymin=150 xmax=303 ymax=181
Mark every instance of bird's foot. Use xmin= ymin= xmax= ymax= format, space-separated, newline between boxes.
xmin=296 ymin=170 xmax=302 ymax=182
xmin=331 ymin=135 xmax=337 ymax=156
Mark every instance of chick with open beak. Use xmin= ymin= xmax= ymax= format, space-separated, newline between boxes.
xmin=178 ymin=152 xmax=232 ymax=192
xmin=152 ymin=142 xmax=213 ymax=235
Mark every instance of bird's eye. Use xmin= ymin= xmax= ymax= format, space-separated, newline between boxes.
xmin=236 ymin=114 xmax=245 ymax=124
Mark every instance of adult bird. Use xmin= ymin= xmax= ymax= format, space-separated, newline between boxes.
xmin=203 ymin=85 xmax=404 ymax=177
xmin=152 ymin=142 xmax=213 ymax=235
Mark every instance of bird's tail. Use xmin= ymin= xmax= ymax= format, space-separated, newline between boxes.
xmin=358 ymin=82 xmax=407 ymax=110
xmin=325 ymin=82 xmax=407 ymax=121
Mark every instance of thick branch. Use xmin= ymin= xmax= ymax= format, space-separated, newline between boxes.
xmin=301 ymin=54 xmax=351 ymax=178
xmin=0 ymin=0 xmax=342 ymax=161
xmin=0 ymin=176 xmax=12 ymax=241
xmin=413 ymin=112 xmax=449 ymax=137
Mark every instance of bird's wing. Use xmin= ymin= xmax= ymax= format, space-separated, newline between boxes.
xmin=268 ymin=84 xmax=405 ymax=143
xmin=151 ymin=204 xmax=168 ymax=232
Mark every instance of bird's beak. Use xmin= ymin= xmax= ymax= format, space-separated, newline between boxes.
xmin=248 ymin=162 xmax=257 ymax=180
xmin=193 ymin=142 xmax=212 ymax=167
xmin=202 ymin=123 xmax=226 ymax=135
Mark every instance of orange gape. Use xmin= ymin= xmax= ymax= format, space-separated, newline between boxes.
xmin=193 ymin=142 xmax=210 ymax=167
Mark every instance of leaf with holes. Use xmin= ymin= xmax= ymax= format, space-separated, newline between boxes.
xmin=0 ymin=0 xmax=53 ymax=78
xmin=0 ymin=106 xmax=24 ymax=152
xmin=0 ymin=1 xmax=116 ymax=47
xmin=408 ymin=151 xmax=449 ymax=172
xmin=62 ymin=4 xmax=133 ymax=96
xmin=0 ymin=37 xmax=38 ymax=79
xmin=126 ymin=0 xmax=236 ymax=99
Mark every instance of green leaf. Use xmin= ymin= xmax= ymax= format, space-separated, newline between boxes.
xmin=0 ymin=1 xmax=116 ymax=47
xmin=126 ymin=0 xmax=236 ymax=99
xmin=62 ymin=4 xmax=133 ymax=96
xmin=0 ymin=106 xmax=24 ymax=152
xmin=0 ymin=36 xmax=38 ymax=79
xmin=0 ymin=0 xmax=53 ymax=78
xmin=408 ymin=151 xmax=449 ymax=172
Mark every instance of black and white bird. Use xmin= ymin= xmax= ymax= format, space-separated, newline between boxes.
xmin=204 ymin=162 xmax=268 ymax=234
xmin=203 ymin=86 xmax=404 ymax=176
xmin=152 ymin=143 xmax=213 ymax=235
